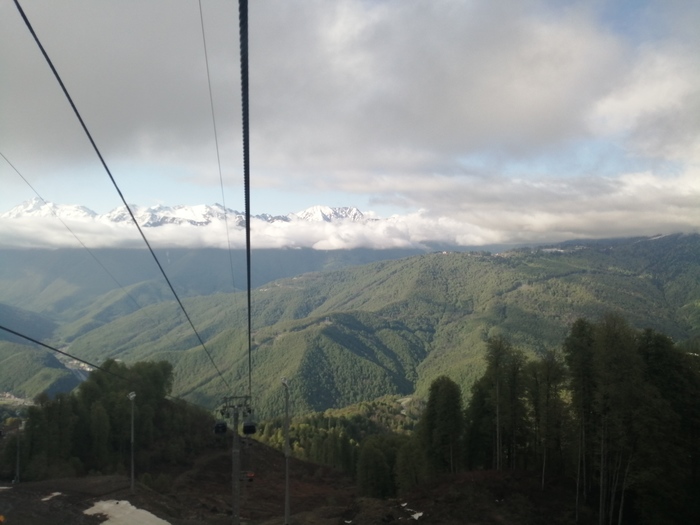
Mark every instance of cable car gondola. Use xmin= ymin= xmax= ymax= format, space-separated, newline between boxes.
xmin=214 ymin=421 xmax=228 ymax=435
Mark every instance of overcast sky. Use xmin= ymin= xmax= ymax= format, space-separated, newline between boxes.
xmin=1 ymin=0 xmax=699 ymax=248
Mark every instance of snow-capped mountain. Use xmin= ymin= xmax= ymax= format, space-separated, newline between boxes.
xmin=1 ymin=199 xmax=367 ymax=227
xmin=289 ymin=205 xmax=364 ymax=222
xmin=99 ymin=203 xmax=240 ymax=227
xmin=2 ymin=198 xmax=97 ymax=220
xmin=0 ymin=199 xmax=417 ymax=250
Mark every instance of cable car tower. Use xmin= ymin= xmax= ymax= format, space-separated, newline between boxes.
xmin=220 ymin=395 xmax=256 ymax=525
xmin=226 ymin=3 xmax=255 ymax=523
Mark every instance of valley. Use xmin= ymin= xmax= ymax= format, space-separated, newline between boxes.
xmin=1 ymin=233 xmax=699 ymax=416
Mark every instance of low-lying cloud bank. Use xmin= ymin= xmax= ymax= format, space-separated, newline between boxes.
xmin=0 ymin=174 xmax=700 ymax=250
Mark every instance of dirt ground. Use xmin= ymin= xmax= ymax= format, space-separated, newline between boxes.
xmin=0 ymin=439 xmax=361 ymax=525
xmin=0 ymin=439 xmax=586 ymax=525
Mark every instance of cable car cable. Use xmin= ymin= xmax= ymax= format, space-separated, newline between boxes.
xmin=13 ymin=0 xmax=230 ymax=391
xmin=0 ymin=151 xmax=186 ymax=348
xmin=197 ymin=0 xmax=238 ymax=294
xmin=238 ymin=0 xmax=253 ymax=401
xmin=0 ymin=324 xmax=224 ymax=426
xmin=0 ymin=324 xmax=129 ymax=382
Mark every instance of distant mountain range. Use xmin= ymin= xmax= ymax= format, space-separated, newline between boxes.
xmin=1 ymin=199 xmax=366 ymax=227
xmin=2 ymin=199 xmax=437 ymax=250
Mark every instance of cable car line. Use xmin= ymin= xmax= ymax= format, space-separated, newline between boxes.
xmin=0 ymin=323 xmax=129 ymax=382
xmin=0 ymin=150 xmax=183 ymax=347
xmin=197 ymin=0 xmax=238 ymax=294
xmin=0 ymin=323 xmax=223 ymax=418
xmin=13 ymin=0 xmax=231 ymax=391
xmin=238 ymin=0 xmax=254 ymax=401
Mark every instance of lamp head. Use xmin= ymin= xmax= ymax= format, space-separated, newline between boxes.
xmin=127 ymin=392 xmax=136 ymax=401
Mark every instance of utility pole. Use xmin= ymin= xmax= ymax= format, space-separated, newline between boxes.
xmin=13 ymin=412 xmax=22 ymax=484
xmin=127 ymin=392 xmax=136 ymax=494
xmin=221 ymin=395 xmax=251 ymax=525
xmin=14 ymin=427 xmax=20 ymax=484
xmin=282 ymin=378 xmax=291 ymax=525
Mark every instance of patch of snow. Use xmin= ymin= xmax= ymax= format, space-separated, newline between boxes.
xmin=412 ymin=511 xmax=423 ymax=520
xmin=41 ymin=492 xmax=62 ymax=501
xmin=84 ymin=500 xmax=170 ymax=525
xmin=290 ymin=205 xmax=365 ymax=222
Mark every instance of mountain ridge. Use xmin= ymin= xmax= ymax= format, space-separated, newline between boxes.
xmin=1 ymin=198 xmax=366 ymax=227
xmin=2 ymin=234 xmax=699 ymax=412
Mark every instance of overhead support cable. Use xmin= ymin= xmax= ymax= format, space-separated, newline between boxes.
xmin=0 ymin=324 xmax=223 ymax=415
xmin=13 ymin=0 xmax=230 ymax=391
xmin=0 ymin=324 xmax=129 ymax=382
xmin=1 ymin=150 xmax=174 ymax=339
xmin=238 ymin=0 xmax=253 ymax=400
xmin=198 ymin=0 xmax=238 ymax=293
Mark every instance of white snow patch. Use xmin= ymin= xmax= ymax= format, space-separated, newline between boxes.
xmin=412 ymin=511 xmax=424 ymax=520
xmin=84 ymin=500 xmax=170 ymax=524
xmin=41 ymin=492 xmax=62 ymax=501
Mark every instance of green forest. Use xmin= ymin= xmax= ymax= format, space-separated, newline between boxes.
xmin=3 ymin=234 xmax=700 ymax=417
xmin=2 ymin=235 xmax=700 ymax=523
xmin=259 ymin=315 xmax=700 ymax=524
xmin=0 ymin=361 xmax=215 ymax=492
xmin=2 ymin=314 xmax=699 ymax=523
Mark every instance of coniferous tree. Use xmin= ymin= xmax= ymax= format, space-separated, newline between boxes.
xmin=563 ymin=317 xmax=596 ymax=514
xmin=485 ymin=337 xmax=510 ymax=471
xmin=395 ymin=437 xmax=428 ymax=494
xmin=89 ymin=401 xmax=111 ymax=472
xmin=418 ymin=375 xmax=463 ymax=474
xmin=356 ymin=442 xmax=392 ymax=498
xmin=464 ymin=375 xmax=494 ymax=469
xmin=525 ymin=349 xmax=567 ymax=488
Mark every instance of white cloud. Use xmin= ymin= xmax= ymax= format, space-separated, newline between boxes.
xmin=2 ymin=166 xmax=698 ymax=251
xmin=589 ymin=45 xmax=700 ymax=164
xmin=1 ymin=0 xmax=699 ymax=243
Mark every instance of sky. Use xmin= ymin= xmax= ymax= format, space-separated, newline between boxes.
xmin=1 ymin=0 xmax=699 ymax=249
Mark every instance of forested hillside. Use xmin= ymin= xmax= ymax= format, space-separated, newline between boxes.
xmin=1 ymin=234 xmax=699 ymax=414
xmin=0 ymin=247 xmax=427 ymax=318
xmin=4 ymin=314 xmax=698 ymax=524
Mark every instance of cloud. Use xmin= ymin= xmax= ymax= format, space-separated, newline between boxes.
xmin=1 ymin=0 xmax=699 ymax=243
xmin=2 ymin=166 xmax=698 ymax=251
xmin=0 ymin=2 xmax=646 ymax=176
xmin=590 ymin=45 xmax=700 ymax=164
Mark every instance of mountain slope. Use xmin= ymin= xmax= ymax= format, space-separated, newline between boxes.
xmin=0 ymin=247 xmax=428 ymax=322
xmin=0 ymin=341 xmax=78 ymax=398
xmin=35 ymin=234 xmax=697 ymax=416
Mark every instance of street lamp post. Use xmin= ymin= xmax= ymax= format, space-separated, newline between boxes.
xmin=127 ymin=392 xmax=136 ymax=494
xmin=14 ymin=426 xmax=20 ymax=485
xmin=13 ymin=411 xmax=22 ymax=485
xmin=282 ymin=378 xmax=290 ymax=525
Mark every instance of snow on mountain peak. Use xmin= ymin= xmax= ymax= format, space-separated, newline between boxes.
xmin=0 ymin=200 xmax=424 ymax=250
xmin=2 ymin=200 xmax=366 ymax=226
xmin=290 ymin=205 xmax=365 ymax=222
xmin=1 ymin=197 xmax=96 ymax=220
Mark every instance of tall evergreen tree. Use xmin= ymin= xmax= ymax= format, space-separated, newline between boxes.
xmin=525 ymin=349 xmax=567 ymax=489
xmin=563 ymin=317 xmax=596 ymax=515
xmin=418 ymin=375 xmax=463 ymax=474
xmin=89 ymin=401 xmax=111 ymax=472
xmin=395 ymin=437 xmax=428 ymax=494
xmin=356 ymin=442 xmax=392 ymax=498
